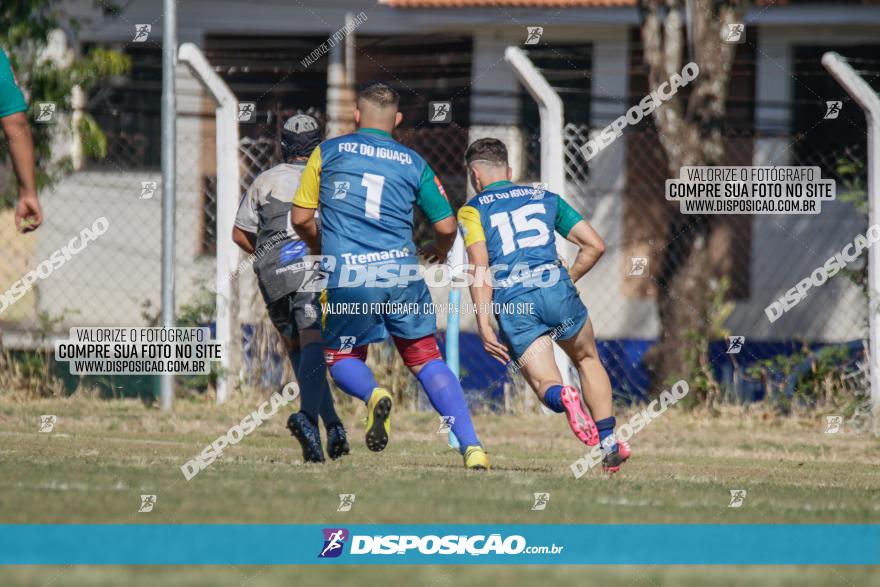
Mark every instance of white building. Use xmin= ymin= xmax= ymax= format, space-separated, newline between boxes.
xmin=4 ymin=0 xmax=878 ymax=356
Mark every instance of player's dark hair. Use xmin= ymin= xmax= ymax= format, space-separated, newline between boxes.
xmin=358 ymin=81 xmax=400 ymax=109
xmin=465 ymin=138 xmax=508 ymax=167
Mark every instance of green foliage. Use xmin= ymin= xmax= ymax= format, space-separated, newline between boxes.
xmin=730 ymin=158 xmax=869 ymax=415
xmin=0 ymin=309 xmax=76 ymax=398
xmin=177 ymin=286 xmax=217 ymax=328
xmin=141 ymin=285 xmax=220 ymax=395
xmin=0 ymin=0 xmax=130 ymax=207
xmin=745 ymin=343 xmax=865 ymax=416
xmin=836 ymin=157 xmax=866 ymax=214
xmin=173 ymin=287 xmax=221 ymax=394
xmin=834 ymin=157 xmax=869 ymax=294
xmin=679 ymin=276 xmax=735 ymax=409
xmin=76 ymin=113 xmax=107 ymax=159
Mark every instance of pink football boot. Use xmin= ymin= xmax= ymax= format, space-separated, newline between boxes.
xmin=559 ymin=385 xmax=600 ymax=446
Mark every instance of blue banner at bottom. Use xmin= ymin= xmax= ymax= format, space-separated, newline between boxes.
xmin=1 ymin=525 xmax=878 ymax=565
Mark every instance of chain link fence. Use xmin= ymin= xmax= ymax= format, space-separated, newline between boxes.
xmin=0 ymin=86 xmax=872 ymax=412
xmin=414 ymin=119 xmax=871 ymax=412
xmin=563 ymin=122 xmax=868 ymax=407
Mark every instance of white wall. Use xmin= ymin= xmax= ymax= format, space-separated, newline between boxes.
xmin=51 ymin=1 xmax=880 ymax=345
xmin=732 ymin=27 xmax=879 ymax=342
xmin=28 ymin=60 xmax=211 ymax=330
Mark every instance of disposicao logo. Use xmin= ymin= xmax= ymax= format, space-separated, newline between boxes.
xmin=316 ymin=530 xmax=563 ymax=558
xmin=319 ymin=528 xmax=349 ymax=558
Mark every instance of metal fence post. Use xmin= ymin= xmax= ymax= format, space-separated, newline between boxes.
xmin=823 ymin=51 xmax=880 ymax=434
xmin=178 ymin=43 xmax=242 ymax=404
xmin=159 ymin=0 xmax=177 ymax=411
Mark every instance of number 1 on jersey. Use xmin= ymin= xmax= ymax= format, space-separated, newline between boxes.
xmin=362 ymin=173 xmax=385 ymax=219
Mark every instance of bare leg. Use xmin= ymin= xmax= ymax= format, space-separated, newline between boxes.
xmin=556 ymin=317 xmax=613 ymax=421
xmin=519 ymin=333 xmax=600 ymax=446
xmin=517 ymin=335 xmax=564 ymax=402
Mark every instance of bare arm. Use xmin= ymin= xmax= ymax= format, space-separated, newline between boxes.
xmin=1 ymin=112 xmax=42 ymax=232
xmin=564 ymin=220 xmax=605 ymax=284
xmin=420 ymin=215 xmax=457 ymax=264
xmin=465 ymin=240 xmax=510 ymax=364
xmin=231 ymin=226 xmax=256 ymax=255
xmin=291 ymin=205 xmax=320 ymax=254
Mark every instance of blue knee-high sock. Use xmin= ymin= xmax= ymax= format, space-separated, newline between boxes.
xmin=288 ymin=349 xmax=307 ymax=413
xmin=328 ymin=358 xmax=377 ymax=403
xmin=596 ymin=416 xmax=617 ymax=453
xmin=288 ymin=347 xmax=318 ymax=423
xmin=542 ymin=385 xmax=565 ymax=413
xmin=292 ymin=343 xmax=341 ymax=427
xmin=291 ymin=345 xmax=342 ymax=427
xmin=416 ymin=359 xmax=480 ymax=451
xmin=317 ymin=377 xmax=342 ymax=428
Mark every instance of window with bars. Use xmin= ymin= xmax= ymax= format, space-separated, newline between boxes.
xmin=520 ymin=43 xmax=593 ymax=181
xmin=84 ymin=45 xmax=162 ymax=169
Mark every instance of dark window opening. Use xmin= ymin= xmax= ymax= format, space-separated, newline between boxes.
xmin=792 ymin=44 xmax=880 ymax=182
xmin=355 ymin=34 xmax=473 ymax=129
xmin=205 ymin=34 xmax=331 ymax=139
xmin=84 ymin=45 xmax=162 ymax=169
xmin=520 ymin=43 xmax=593 ymax=181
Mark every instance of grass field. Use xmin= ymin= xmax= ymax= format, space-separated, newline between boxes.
xmin=1 ymin=393 xmax=879 ymax=585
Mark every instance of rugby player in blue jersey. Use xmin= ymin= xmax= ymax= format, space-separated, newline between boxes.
xmin=457 ymin=138 xmax=629 ymax=473
xmin=233 ymin=114 xmax=348 ymax=464
xmin=291 ymin=82 xmax=488 ymax=470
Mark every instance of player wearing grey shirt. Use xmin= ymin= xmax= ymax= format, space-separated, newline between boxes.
xmin=232 ymin=113 xmax=348 ymax=463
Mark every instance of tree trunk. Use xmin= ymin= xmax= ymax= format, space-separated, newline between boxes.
xmin=638 ymin=0 xmax=746 ymax=390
